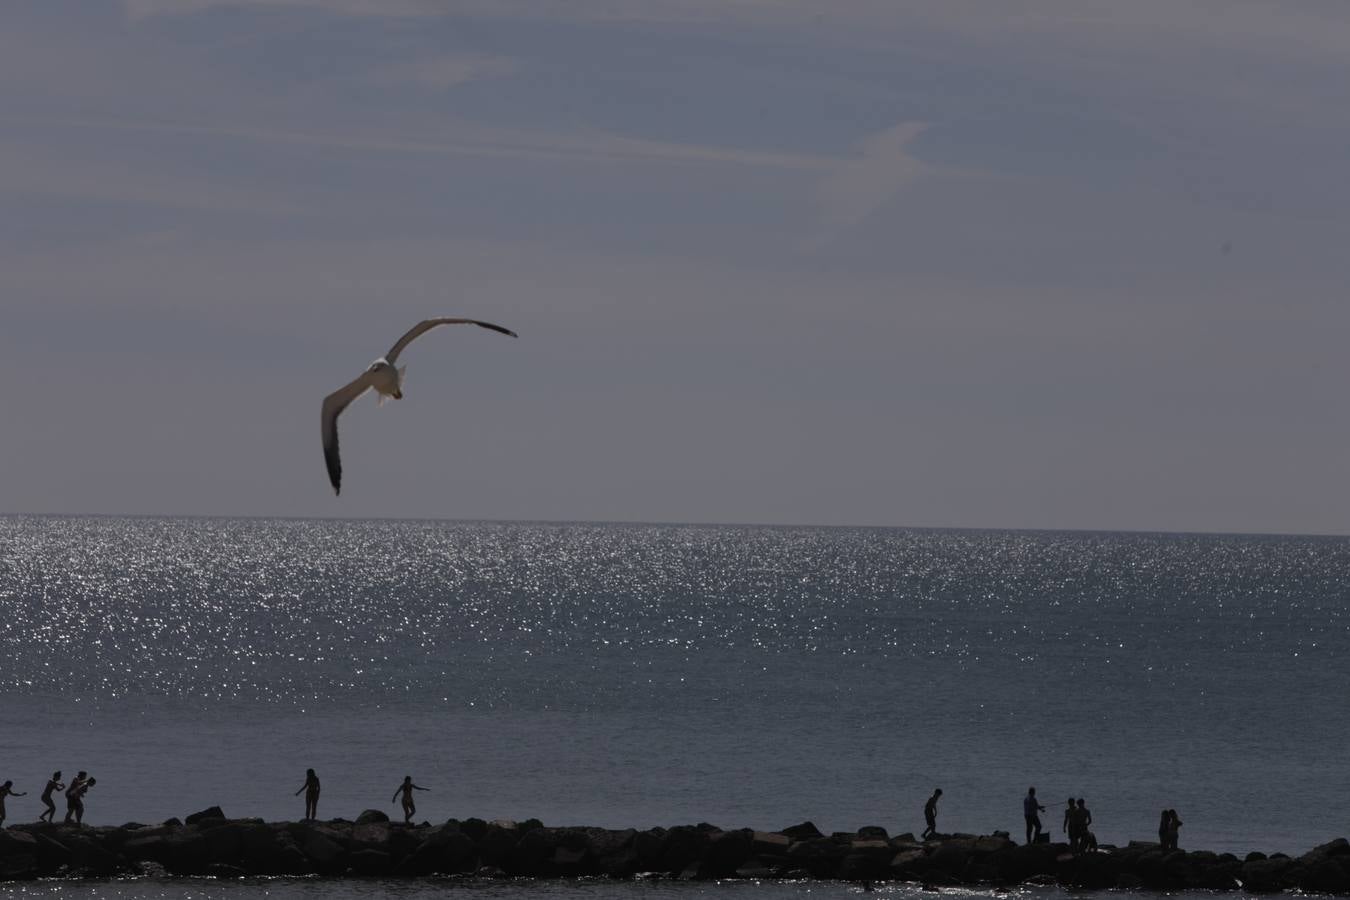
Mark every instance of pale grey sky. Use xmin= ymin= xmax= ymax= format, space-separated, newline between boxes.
xmin=3 ymin=0 xmax=1349 ymax=533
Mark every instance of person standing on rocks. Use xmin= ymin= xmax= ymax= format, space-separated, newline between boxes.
xmin=296 ymin=769 xmax=321 ymax=821
xmin=0 ymin=780 xmax=26 ymax=827
xmin=63 ymin=772 xmax=87 ymax=824
xmin=1062 ymin=797 xmax=1074 ymax=840
xmin=1069 ymin=798 xmax=1092 ymax=853
xmin=1161 ymin=809 xmax=1182 ymax=850
xmin=921 ymin=788 xmax=942 ymax=839
xmin=1023 ymin=787 xmax=1045 ymax=844
xmin=39 ymin=771 xmax=65 ymax=823
xmin=391 ymin=775 xmax=430 ymax=824
xmin=70 ymin=777 xmax=95 ymax=826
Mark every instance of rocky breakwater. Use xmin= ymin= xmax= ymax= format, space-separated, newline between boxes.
xmin=2 ymin=809 xmax=1349 ymax=893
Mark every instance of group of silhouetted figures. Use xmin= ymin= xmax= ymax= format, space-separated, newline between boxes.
xmin=293 ymin=770 xmax=430 ymax=825
xmin=0 ymin=772 xmax=97 ymax=828
xmin=923 ymin=786 xmax=1183 ymax=853
xmin=0 ymin=769 xmax=428 ymax=829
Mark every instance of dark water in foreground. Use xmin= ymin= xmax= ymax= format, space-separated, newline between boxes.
xmin=0 ymin=879 xmax=1315 ymax=900
xmin=1 ymin=517 xmax=1347 ymax=881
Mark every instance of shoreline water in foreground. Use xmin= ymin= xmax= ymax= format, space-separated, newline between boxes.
xmin=2 ymin=810 xmax=1348 ymax=893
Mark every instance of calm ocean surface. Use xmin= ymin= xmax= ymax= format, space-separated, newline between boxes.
xmin=1 ymin=516 xmax=1348 ymax=896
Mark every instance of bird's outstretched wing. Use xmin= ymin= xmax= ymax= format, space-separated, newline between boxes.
xmin=321 ymin=372 xmax=376 ymax=495
xmin=385 ymin=317 xmax=518 ymax=364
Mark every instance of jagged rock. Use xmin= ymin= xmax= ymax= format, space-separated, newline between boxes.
xmin=658 ymin=826 xmax=709 ymax=875
xmin=751 ymin=831 xmax=790 ymax=856
xmin=185 ymin=807 xmax=226 ymax=826
xmin=1303 ymin=840 xmax=1350 ymax=868
xmin=354 ymin=810 xmax=389 ymax=825
xmin=298 ymin=830 xmax=346 ymax=874
xmin=840 ymin=841 xmax=894 ymax=880
xmin=476 ymin=822 xmax=518 ymax=869
xmin=1302 ymin=859 xmax=1350 ymax=895
xmin=928 ymin=837 xmax=976 ymax=876
xmin=632 ymin=829 xmax=666 ymax=872
xmin=457 ymin=818 xmax=488 ymax=842
xmin=60 ymin=831 xmax=130 ymax=876
xmin=890 ymin=847 xmax=927 ymax=878
xmin=699 ymin=830 xmax=751 ymax=877
xmin=786 ymin=837 xmax=848 ymax=878
xmin=349 ymin=849 xmax=392 ymax=875
xmin=1061 ymin=851 xmax=1119 ymax=888
xmin=1242 ymin=856 xmax=1294 ymax=892
xmin=779 ymin=821 xmax=823 ymax=841
xmin=857 ymin=826 xmax=889 ymax=841
xmin=0 ymin=829 xmax=39 ymax=880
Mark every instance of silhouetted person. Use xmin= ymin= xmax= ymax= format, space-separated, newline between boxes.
xmin=1066 ymin=797 xmax=1089 ymax=853
xmin=922 ymin=788 xmax=942 ymax=839
xmin=1062 ymin=797 xmax=1074 ymax=839
xmin=392 ymin=776 xmax=430 ymax=823
xmin=39 ymin=771 xmax=64 ymax=823
xmin=1023 ymin=787 xmax=1045 ymax=844
xmin=63 ymin=772 xmax=87 ymax=824
xmin=0 ymin=781 xmax=26 ymax=827
xmin=1161 ymin=809 xmax=1182 ymax=850
xmin=70 ymin=778 xmax=95 ymax=826
xmin=296 ymin=769 xmax=321 ymax=821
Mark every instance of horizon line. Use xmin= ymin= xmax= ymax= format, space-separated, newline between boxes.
xmin=2 ymin=510 xmax=1347 ymax=542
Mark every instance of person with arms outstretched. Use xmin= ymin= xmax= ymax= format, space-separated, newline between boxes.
xmin=39 ymin=772 xmax=65 ymax=824
xmin=392 ymin=776 xmax=430 ymax=824
xmin=296 ymin=769 xmax=321 ymax=821
xmin=0 ymin=780 xmax=26 ymax=827
xmin=921 ymin=789 xmax=942 ymax=840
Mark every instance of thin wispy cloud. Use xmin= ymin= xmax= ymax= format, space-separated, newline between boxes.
xmin=816 ymin=122 xmax=928 ymax=238
xmin=370 ymin=54 xmax=517 ymax=92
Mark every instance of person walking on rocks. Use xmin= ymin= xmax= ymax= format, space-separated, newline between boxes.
xmin=0 ymin=780 xmax=26 ymax=827
xmin=1023 ymin=787 xmax=1045 ymax=844
xmin=921 ymin=788 xmax=942 ymax=839
xmin=296 ymin=769 xmax=321 ymax=821
xmin=39 ymin=771 xmax=64 ymax=823
xmin=69 ymin=777 xmax=95 ymax=826
xmin=63 ymin=772 xmax=87 ymax=824
xmin=392 ymin=775 xmax=430 ymax=824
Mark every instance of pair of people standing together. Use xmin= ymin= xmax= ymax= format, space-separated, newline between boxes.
xmin=1063 ymin=797 xmax=1095 ymax=853
xmin=294 ymin=769 xmax=430 ymax=824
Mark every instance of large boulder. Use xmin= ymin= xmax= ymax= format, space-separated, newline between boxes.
xmin=1241 ymin=856 xmax=1295 ymax=892
xmin=185 ymin=807 xmax=226 ymax=826
xmin=298 ymin=830 xmax=346 ymax=874
xmin=355 ymin=810 xmax=389 ymax=825
xmin=0 ymin=830 xmax=39 ymax=880
xmin=397 ymin=830 xmax=478 ymax=876
xmin=779 ymin=821 xmax=823 ymax=841
xmin=786 ymin=836 xmax=848 ymax=878
xmin=658 ymin=826 xmax=709 ymax=875
xmin=476 ymin=822 xmax=519 ymax=869
xmin=699 ymin=830 xmax=751 ymax=878
xmin=1300 ymin=858 xmax=1350 ymax=895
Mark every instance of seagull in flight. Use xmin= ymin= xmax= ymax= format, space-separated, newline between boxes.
xmin=321 ymin=317 xmax=517 ymax=495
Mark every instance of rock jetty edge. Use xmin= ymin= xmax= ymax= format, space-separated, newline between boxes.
xmin=3 ymin=810 xmax=1349 ymax=893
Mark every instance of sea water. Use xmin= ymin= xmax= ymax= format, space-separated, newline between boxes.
xmin=1 ymin=517 xmax=1347 ymax=893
